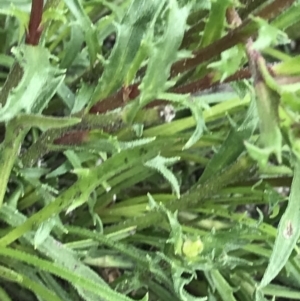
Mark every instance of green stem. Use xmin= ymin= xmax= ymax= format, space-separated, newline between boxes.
xmin=20 ymin=106 xmax=169 ymax=167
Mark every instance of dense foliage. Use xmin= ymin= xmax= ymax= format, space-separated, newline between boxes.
xmin=1 ymin=0 xmax=300 ymax=300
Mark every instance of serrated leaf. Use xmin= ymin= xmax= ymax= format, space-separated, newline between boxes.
xmin=147 ymin=193 xmax=159 ymax=210
xmin=183 ymin=101 xmax=205 ymax=149
xmin=245 ymin=141 xmax=280 ymax=168
xmin=198 ymin=91 xmax=257 ymax=183
xmin=158 ymin=92 xmax=205 ymax=149
xmin=0 ymin=45 xmax=65 ymax=122
xmin=147 ymin=193 xmax=183 ymax=255
xmin=138 ymin=0 xmax=190 ymax=105
xmin=252 ymin=17 xmax=290 ymax=50
xmin=91 ymin=0 xmax=165 ymax=103
xmin=259 ymin=160 xmax=300 ymax=288
xmin=42 ymin=7 xmax=67 ymax=25
xmin=64 ymin=150 xmax=82 ymax=169
xmin=166 ymin=210 xmax=183 ymax=255
xmin=0 ymin=5 xmax=29 ymax=41
xmin=84 ymin=132 xmax=121 ymax=153
xmin=34 ymin=218 xmax=57 ymax=248
xmin=208 ymin=44 xmax=245 ymax=82
xmin=173 ymin=273 xmax=207 ymax=301
xmin=200 ymin=122 xmax=252 ymax=183
xmin=145 ymin=155 xmax=181 ymax=198
xmin=119 ymin=137 xmax=156 ymax=149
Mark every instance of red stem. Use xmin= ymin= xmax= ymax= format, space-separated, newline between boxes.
xmin=90 ymin=64 xmax=279 ymax=113
xmin=25 ymin=0 xmax=44 ymax=45
xmin=171 ymin=0 xmax=296 ymax=76
xmin=90 ymin=0 xmax=295 ymax=114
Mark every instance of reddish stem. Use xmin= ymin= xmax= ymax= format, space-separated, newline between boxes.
xmin=53 ymin=131 xmax=89 ymax=145
xmin=89 ymin=63 xmax=279 ymax=114
xmin=25 ymin=0 xmax=44 ymax=45
xmin=90 ymin=0 xmax=295 ymax=115
xmin=171 ymin=0 xmax=296 ymax=76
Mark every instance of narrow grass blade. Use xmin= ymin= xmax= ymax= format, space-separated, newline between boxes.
xmin=259 ymin=159 xmax=300 ymax=288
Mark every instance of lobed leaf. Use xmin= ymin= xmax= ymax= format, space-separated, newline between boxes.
xmin=0 ymin=45 xmax=65 ymax=122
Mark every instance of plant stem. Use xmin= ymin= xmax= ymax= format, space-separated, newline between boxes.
xmin=20 ymin=106 xmax=171 ymax=166
xmin=26 ymin=0 xmax=44 ymax=45
xmin=170 ymin=0 xmax=296 ymax=76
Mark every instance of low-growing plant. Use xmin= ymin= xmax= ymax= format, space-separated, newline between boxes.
xmin=1 ymin=0 xmax=300 ymax=300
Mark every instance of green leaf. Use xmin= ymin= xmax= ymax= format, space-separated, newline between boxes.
xmin=0 ymin=247 xmax=134 ymax=301
xmin=124 ymin=39 xmax=149 ymax=86
xmin=0 ymin=287 xmax=11 ymax=301
xmin=252 ymin=17 xmax=290 ymax=50
xmin=64 ymin=0 xmax=100 ymax=65
xmin=71 ymin=83 xmax=94 ymax=114
xmin=0 ymin=205 xmax=118 ymax=301
xmin=0 ymin=265 xmax=62 ymax=301
xmin=246 ymin=57 xmax=282 ymax=166
xmin=200 ymin=0 xmax=233 ymax=48
xmin=274 ymin=54 xmax=300 ymax=75
xmin=91 ymin=0 xmax=165 ymax=103
xmin=208 ymin=44 xmax=245 ymax=82
xmin=199 ymin=104 xmax=255 ymax=183
xmin=34 ymin=218 xmax=57 ymax=248
xmin=57 ymin=83 xmax=75 ymax=110
xmin=66 ymin=225 xmax=173 ymax=293
xmin=0 ymin=54 xmax=14 ymax=68
xmin=42 ymin=6 xmax=67 ymax=25
xmin=0 ymin=5 xmax=29 ymax=42
xmin=60 ymin=24 xmax=84 ymax=69
xmin=158 ymin=92 xmax=206 ymax=149
xmin=145 ymin=155 xmax=181 ymax=198
xmin=209 ymin=270 xmax=237 ymax=301
xmin=259 ymin=159 xmax=300 ymax=288
xmin=138 ymin=0 xmax=190 ymax=105
xmin=0 ymin=45 xmax=65 ymax=122
xmin=166 ymin=212 xmax=184 ymax=256
xmin=255 ymin=289 xmax=269 ymax=301
xmin=0 ymin=142 xmax=169 ymax=246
